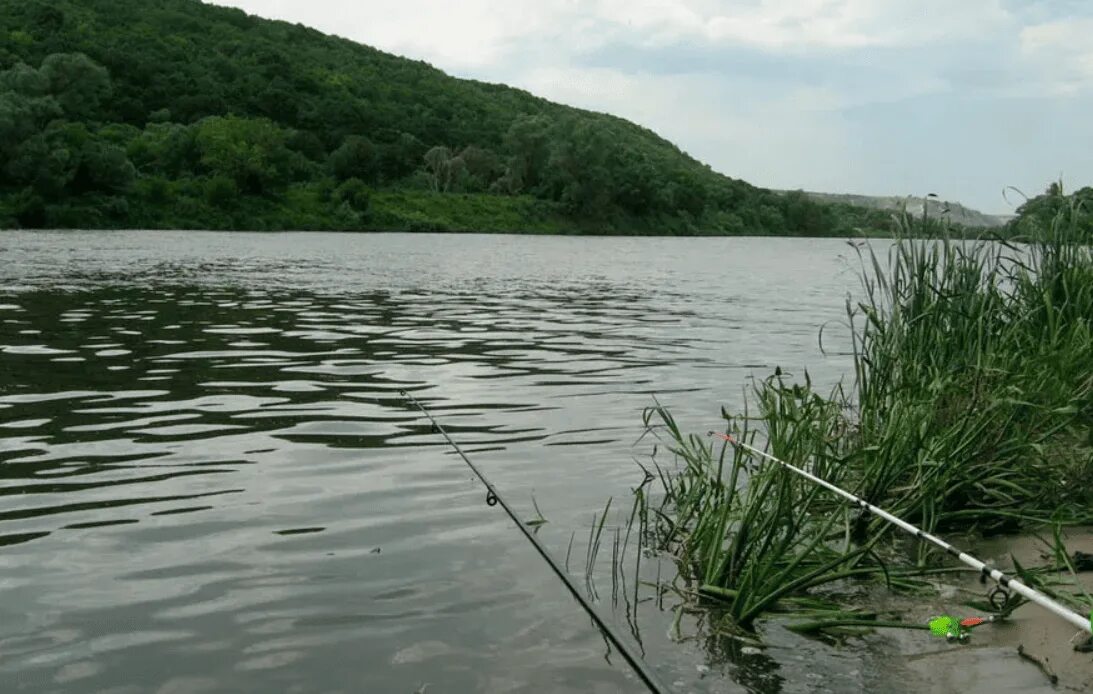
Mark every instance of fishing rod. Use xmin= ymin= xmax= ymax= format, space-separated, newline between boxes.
xmin=401 ymin=391 xmax=670 ymax=694
xmin=708 ymin=431 xmax=1093 ymax=638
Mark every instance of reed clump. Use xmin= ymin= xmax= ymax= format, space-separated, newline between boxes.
xmin=847 ymin=199 xmax=1092 ymax=533
xmin=635 ymin=196 xmax=1093 ymax=632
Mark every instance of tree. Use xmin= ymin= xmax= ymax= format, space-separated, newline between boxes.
xmin=80 ymin=142 xmax=136 ymax=193
xmin=9 ymin=187 xmax=47 ymax=227
xmin=0 ymin=63 xmax=49 ymax=96
xmin=503 ymin=114 xmax=553 ymax=194
xmin=25 ymin=2 xmax=65 ymax=37
xmin=0 ymin=57 xmax=135 ymax=199
xmin=127 ymin=122 xmax=199 ymax=177
xmin=423 ymin=145 xmax=460 ymax=192
xmin=328 ymin=135 xmax=377 ymax=182
xmin=40 ymin=53 xmax=112 ymax=120
xmin=458 ymin=145 xmax=502 ymax=192
xmin=287 ymin=129 xmax=325 ymax=161
xmin=0 ymin=91 xmax=62 ymax=161
xmin=4 ymin=123 xmax=87 ymax=196
xmin=1009 ymin=182 xmax=1093 ymax=241
xmin=254 ymin=77 xmax=297 ymax=122
xmin=447 ymin=154 xmax=466 ymax=192
xmin=783 ymin=190 xmax=825 ymax=235
xmin=757 ymin=204 xmax=787 ymax=235
xmin=204 ymin=175 xmax=238 ymax=208
xmin=334 ymin=177 xmax=370 ymax=214
xmin=194 ymin=115 xmax=293 ymax=194
xmin=375 ymin=132 xmax=426 ymax=181
xmin=614 ymin=151 xmax=658 ymax=215
xmin=539 ymin=119 xmax=614 ymax=216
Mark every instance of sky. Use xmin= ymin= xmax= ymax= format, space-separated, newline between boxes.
xmin=215 ymin=0 xmax=1093 ymax=214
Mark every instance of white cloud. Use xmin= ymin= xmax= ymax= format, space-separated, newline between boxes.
xmin=217 ymin=0 xmax=604 ymax=69
xmin=1020 ymin=18 xmax=1093 ymax=95
xmin=212 ymin=0 xmax=1093 ymax=211
xmin=625 ymin=0 xmax=1014 ymax=51
xmin=515 ymin=65 xmax=853 ymax=191
xmin=222 ymin=0 xmax=1014 ymax=67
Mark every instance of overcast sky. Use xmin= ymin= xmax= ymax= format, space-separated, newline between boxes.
xmin=216 ymin=0 xmax=1092 ymax=213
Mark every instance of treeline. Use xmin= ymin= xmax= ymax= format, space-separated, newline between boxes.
xmin=1006 ymin=182 xmax=1093 ymax=241
xmin=0 ymin=0 xmax=894 ymax=234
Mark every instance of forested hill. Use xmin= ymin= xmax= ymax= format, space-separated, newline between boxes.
xmin=0 ymin=0 xmax=895 ymax=234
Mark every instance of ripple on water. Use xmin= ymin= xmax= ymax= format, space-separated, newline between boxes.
xmin=1 ymin=345 xmax=75 ymax=355
xmin=0 ymin=419 xmax=51 ymax=429
xmin=0 ymin=232 xmax=865 ymax=693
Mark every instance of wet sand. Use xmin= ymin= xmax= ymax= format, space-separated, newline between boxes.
xmin=887 ymin=528 xmax=1093 ymax=693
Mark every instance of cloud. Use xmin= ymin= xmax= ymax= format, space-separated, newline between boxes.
xmin=1020 ymin=18 xmax=1093 ymax=95
xmin=624 ymin=0 xmax=1014 ymax=51
xmin=224 ymin=0 xmax=1015 ymax=67
xmin=216 ymin=0 xmax=605 ymax=69
xmin=214 ymin=0 xmax=1093 ymax=213
xmin=515 ymin=65 xmax=853 ymax=191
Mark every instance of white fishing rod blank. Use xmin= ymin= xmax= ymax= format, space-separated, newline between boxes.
xmin=709 ymin=431 xmax=1093 ymax=636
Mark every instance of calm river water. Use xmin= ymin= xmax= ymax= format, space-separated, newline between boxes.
xmin=1 ymin=231 xmax=922 ymax=693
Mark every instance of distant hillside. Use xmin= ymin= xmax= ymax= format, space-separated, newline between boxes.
xmin=0 ymin=0 xmax=894 ymax=235
xmin=785 ymin=191 xmax=1012 ymax=228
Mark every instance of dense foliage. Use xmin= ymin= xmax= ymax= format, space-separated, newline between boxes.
xmin=1007 ymin=182 xmax=1093 ymax=241
xmin=0 ymin=0 xmax=896 ymax=234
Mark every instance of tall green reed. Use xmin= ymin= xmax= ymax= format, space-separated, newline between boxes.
xmin=628 ymin=195 xmax=1093 ymax=631
xmin=637 ymin=381 xmax=891 ymax=630
xmin=847 ymin=203 xmax=1092 ymax=535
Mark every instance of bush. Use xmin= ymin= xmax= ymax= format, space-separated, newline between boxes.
xmin=204 ymin=175 xmax=238 ymax=208
xmin=334 ymin=177 xmax=370 ymax=214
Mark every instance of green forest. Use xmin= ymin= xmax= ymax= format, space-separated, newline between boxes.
xmin=1006 ymin=182 xmax=1093 ymax=240
xmin=0 ymin=0 xmax=1085 ymax=236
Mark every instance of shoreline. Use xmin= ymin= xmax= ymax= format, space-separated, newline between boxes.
xmin=0 ymin=226 xmax=973 ymax=239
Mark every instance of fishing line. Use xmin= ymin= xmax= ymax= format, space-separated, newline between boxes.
xmin=709 ymin=431 xmax=1093 ymax=637
xmin=401 ymin=391 xmax=670 ymax=694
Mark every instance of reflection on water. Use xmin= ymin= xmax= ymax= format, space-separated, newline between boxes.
xmin=0 ymin=231 xmax=891 ymax=693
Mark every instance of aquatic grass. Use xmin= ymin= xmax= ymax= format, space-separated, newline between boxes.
xmin=633 ymin=383 xmax=895 ymax=631
xmin=848 ymin=208 xmax=1093 ymax=528
xmin=1031 ymin=524 xmax=1093 ymax=619
xmin=845 ymin=203 xmax=1093 ymax=535
xmin=626 ymin=194 xmax=1093 ymax=634
xmin=784 ymin=614 xmax=930 ymax=636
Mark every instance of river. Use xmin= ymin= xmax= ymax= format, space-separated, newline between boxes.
xmin=2 ymin=231 xmax=1050 ymax=693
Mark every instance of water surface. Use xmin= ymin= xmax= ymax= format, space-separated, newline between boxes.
xmin=1 ymin=231 xmax=901 ymax=693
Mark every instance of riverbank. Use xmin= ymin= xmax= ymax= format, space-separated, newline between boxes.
xmin=2 ymin=185 xmax=908 ymax=237
xmin=628 ymin=204 xmax=1092 ymax=670
xmin=11 ymin=183 xmax=1083 ymax=238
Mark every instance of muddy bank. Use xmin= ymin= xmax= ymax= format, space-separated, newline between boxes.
xmin=845 ymin=529 xmax=1092 ymax=693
